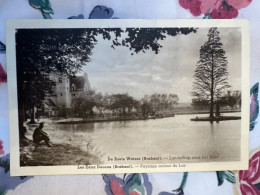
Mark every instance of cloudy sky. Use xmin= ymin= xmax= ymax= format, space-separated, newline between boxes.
xmin=82 ymin=27 xmax=241 ymax=103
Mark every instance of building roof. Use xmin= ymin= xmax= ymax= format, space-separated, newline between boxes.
xmin=70 ymin=76 xmax=85 ymax=90
xmin=70 ymin=73 xmax=91 ymax=91
xmin=45 ymin=98 xmax=58 ymax=108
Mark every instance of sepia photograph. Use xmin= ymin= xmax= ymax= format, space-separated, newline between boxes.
xmin=7 ymin=19 xmax=249 ymax=176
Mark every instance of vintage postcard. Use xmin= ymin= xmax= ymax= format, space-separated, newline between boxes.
xmin=7 ymin=19 xmax=250 ymax=176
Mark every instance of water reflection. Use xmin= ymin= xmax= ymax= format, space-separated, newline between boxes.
xmin=52 ymin=113 xmax=241 ymax=164
xmin=57 ymin=123 xmax=95 ymax=133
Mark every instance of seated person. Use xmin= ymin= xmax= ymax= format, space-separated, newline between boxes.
xmin=33 ymin=122 xmax=52 ymax=146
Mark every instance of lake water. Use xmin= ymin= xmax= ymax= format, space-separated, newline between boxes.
xmin=52 ymin=113 xmax=241 ymax=164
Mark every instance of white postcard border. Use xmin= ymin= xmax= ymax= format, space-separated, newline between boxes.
xmin=7 ymin=19 xmax=250 ymax=176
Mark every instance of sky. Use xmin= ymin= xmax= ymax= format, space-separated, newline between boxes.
xmin=82 ymin=27 xmax=241 ymax=103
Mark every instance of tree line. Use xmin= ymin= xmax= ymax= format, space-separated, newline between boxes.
xmin=70 ymin=90 xmax=179 ymax=118
xmin=192 ymin=90 xmax=241 ymax=110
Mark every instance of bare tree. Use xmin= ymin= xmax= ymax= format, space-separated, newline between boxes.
xmin=192 ymin=28 xmax=230 ymax=118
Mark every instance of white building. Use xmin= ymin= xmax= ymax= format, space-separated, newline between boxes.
xmin=44 ymin=73 xmax=91 ymax=116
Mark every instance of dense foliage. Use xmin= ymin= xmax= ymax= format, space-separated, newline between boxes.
xmin=71 ymin=91 xmax=179 ymax=118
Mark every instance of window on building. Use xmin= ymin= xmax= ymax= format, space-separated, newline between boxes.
xmin=72 ymin=94 xmax=76 ymax=96
xmin=72 ymin=84 xmax=75 ymax=91
xmin=61 ymin=93 xmax=62 ymax=96
xmin=59 ymin=78 xmax=62 ymax=83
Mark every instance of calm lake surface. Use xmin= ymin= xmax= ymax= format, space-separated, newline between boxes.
xmin=52 ymin=113 xmax=241 ymax=164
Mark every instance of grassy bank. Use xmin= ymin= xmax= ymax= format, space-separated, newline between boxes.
xmin=190 ymin=116 xmax=241 ymax=121
xmin=55 ymin=109 xmax=240 ymax=124
xmin=20 ymin=138 xmax=101 ymax=166
xmin=20 ymin=121 xmax=102 ymax=166
xmin=173 ymin=109 xmax=241 ymax=115
xmin=56 ymin=113 xmax=176 ymax=124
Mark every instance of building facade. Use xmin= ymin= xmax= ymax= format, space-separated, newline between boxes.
xmin=45 ymin=73 xmax=91 ymax=116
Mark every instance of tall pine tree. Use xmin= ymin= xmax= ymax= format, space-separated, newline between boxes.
xmin=193 ymin=28 xmax=230 ymax=118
